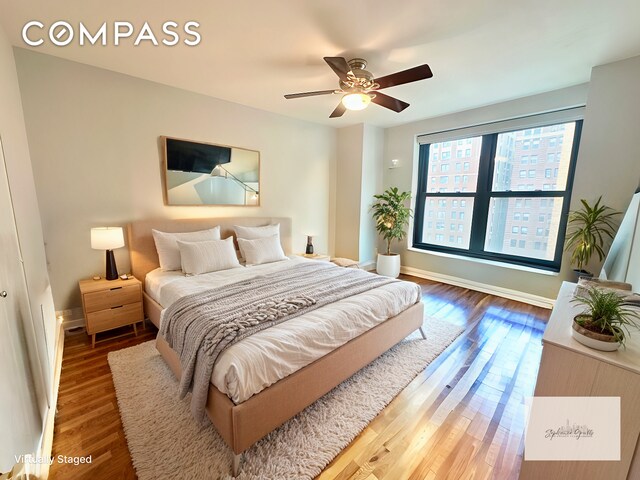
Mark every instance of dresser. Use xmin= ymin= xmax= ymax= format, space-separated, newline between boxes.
xmin=520 ymin=281 xmax=640 ymax=479
xmin=79 ymin=276 xmax=143 ymax=347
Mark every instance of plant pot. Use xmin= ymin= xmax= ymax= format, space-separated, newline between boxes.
xmin=377 ymin=253 xmax=400 ymax=278
xmin=571 ymin=315 xmax=621 ymax=351
xmin=571 ymin=269 xmax=593 ymax=282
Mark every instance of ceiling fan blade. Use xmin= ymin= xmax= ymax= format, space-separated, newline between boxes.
xmin=324 ymin=57 xmax=352 ymax=82
xmin=371 ymin=92 xmax=410 ymax=113
xmin=374 ymin=64 xmax=433 ymax=90
xmin=329 ymin=102 xmax=347 ymax=118
xmin=284 ymin=89 xmax=337 ymax=99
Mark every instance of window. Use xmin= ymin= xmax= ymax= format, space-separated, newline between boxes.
xmin=456 ymin=150 xmax=463 ymax=158
xmin=442 ymin=151 xmax=451 ymax=160
xmin=549 ymin=137 xmax=557 ymax=147
xmin=441 ymin=164 xmax=450 ymax=172
xmin=465 ymin=148 xmax=471 ymax=157
xmin=413 ymin=117 xmax=581 ymax=270
xmin=455 ymin=163 xmax=462 ymax=172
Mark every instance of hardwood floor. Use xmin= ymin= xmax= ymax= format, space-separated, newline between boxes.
xmin=49 ymin=277 xmax=549 ymax=480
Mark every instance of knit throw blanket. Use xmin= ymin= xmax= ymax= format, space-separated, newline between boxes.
xmin=160 ymin=261 xmax=397 ymax=422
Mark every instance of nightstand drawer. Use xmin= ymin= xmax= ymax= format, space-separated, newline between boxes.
xmin=86 ymin=302 xmax=143 ymax=334
xmin=83 ymin=284 xmax=140 ymax=313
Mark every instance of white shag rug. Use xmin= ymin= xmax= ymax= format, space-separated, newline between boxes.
xmin=108 ymin=319 xmax=463 ymax=480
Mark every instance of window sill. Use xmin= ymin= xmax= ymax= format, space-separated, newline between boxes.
xmin=406 ymin=246 xmax=560 ymax=276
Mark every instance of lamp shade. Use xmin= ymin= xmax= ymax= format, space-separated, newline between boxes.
xmin=341 ymin=93 xmax=371 ymax=111
xmin=91 ymin=227 xmax=124 ymax=250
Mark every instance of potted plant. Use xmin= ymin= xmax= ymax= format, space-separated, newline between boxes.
xmin=564 ymin=196 xmax=620 ymax=278
xmin=571 ymin=287 xmax=640 ymax=351
xmin=371 ymin=187 xmax=412 ymax=278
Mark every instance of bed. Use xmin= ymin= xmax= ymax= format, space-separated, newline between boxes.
xmin=127 ymin=217 xmax=425 ymax=476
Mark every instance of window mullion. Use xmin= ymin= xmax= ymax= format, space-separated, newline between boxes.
xmin=468 ymin=134 xmax=497 ymax=252
xmin=413 ymin=144 xmax=431 ymax=246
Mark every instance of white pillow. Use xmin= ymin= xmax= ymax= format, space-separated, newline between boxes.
xmin=177 ymin=237 xmax=241 ymax=276
xmin=152 ymin=227 xmax=221 ymax=271
xmin=237 ymin=235 xmax=287 ymax=266
xmin=233 ymin=223 xmax=280 ymax=240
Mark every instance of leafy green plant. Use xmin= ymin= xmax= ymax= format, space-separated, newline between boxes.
xmin=564 ymin=196 xmax=620 ymax=273
xmin=572 ymin=287 xmax=640 ymax=346
xmin=371 ymin=187 xmax=413 ymax=255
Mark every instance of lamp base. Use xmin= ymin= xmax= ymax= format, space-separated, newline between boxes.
xmin=105 ymin=250 xmax=119 ymax=281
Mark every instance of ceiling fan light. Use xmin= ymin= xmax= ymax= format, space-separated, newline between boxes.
xmin=341 ymin=93 xmax=371 ymax=111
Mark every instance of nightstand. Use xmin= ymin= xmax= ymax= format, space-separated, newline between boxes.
xmin=297 ymin=253 xmax=331 ymax=262
xmin=79 ymin=276 xmax=143 ymax=348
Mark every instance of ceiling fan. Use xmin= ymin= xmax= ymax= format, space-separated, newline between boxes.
xmin=284 ymin=57 xmax=433 ymax=118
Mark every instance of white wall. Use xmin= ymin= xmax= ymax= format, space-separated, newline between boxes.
xmin=335 ymin=124 xmax=364 ymax=260
xmin=15 ymin=49 xmax=336 ymax=312
xmin=383 ymin=84 xmax=590 ymax=301
xmin=359 ymin=125 xmax=383 ymax=265
xmin=572 ymin=55 xmax=640 ymax=234
xmin=0 ymin=24 xmax=56 ymax=470
xmin=334 ymin=123 xmax=383 ymax=265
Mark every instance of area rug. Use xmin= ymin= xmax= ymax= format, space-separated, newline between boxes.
xmin=108 ymin=318 xmax=464 ymax=480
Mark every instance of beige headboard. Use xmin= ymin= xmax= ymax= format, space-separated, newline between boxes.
xmin=127 ymin=217 xmax=292 ymax=285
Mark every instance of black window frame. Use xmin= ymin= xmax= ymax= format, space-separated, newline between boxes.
xmin=412 ymin=120 xmax=582 ymax=271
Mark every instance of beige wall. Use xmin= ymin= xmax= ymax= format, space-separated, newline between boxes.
xmin=383 ymin=84 xmax=590 ymax=301
xmin=15 ymin=49 xmax=336 ymax=311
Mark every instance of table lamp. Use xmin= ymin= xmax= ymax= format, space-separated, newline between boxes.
xmin=91 ymin=227 xmax=125 ymax=280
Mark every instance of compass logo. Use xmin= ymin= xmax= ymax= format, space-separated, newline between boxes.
xmin=22 ymin=21 xmax=201 ymax=47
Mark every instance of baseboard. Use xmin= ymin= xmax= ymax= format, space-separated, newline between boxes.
xmin=62 ymin=318 xmax=85 ymax=331
xmin=39 ymin=318 xmax=65 ymax=479
xmin=359 ymin=260 xmax=376 ymax=272
xmin=400 ymin=265 xmax=555 ymax=309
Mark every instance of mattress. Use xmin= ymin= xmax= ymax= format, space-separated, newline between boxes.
xmin=147 ymin=256 xmax=421 ymax=404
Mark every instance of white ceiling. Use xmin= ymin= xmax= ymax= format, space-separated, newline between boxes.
xmin=2 ymin=0 xmax=640 ymax=128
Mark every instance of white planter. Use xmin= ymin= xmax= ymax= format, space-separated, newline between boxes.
xmin=571 ymin=320 xmax=621 ymax=351
xmin=377 ymin=253 xmax=400 ymax=278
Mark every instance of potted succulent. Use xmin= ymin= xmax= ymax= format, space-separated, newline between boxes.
xmin=371 ymin=187 xmax=412 ymax=278
xmin=571 ymin=287 xmax=640 ymax=351
xmin=564 ymin=196 xmax=620 ymax=279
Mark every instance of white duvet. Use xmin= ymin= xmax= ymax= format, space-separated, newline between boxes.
xmin=147 ymin=256 xmax=421 ymax=404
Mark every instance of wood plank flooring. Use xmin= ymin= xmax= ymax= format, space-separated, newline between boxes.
xmin=49 ymin=276 xmax=549 ymax=479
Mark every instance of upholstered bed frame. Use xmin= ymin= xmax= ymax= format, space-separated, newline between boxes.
xmin=127 ymin=217 xmax=425 ymax=476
